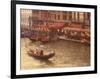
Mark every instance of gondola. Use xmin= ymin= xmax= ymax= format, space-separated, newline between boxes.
xmin=28 ymin=50 xmax=55 ymax=60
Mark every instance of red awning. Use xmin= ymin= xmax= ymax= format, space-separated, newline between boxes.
xmin=49 ymin=22 xmax=65 ymax=29
xmin=38 ymin=26 xmax=50 ymax=32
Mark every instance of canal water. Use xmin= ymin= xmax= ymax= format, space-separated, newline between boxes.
xmin=21 ymin=38 xmax=90 ymax=70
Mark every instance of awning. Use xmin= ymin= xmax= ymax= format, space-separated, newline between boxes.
xmin=48 ymin=22 xmax=65 ymax=29
xmin=63 ymin=27 xmax=90 ymax=32
xmin=38 ymin=26 xmax=50 ymax=32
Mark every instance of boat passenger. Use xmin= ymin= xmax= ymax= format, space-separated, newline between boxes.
xmin=35 ymin=49 xmax=39 ymax=55
xmin=40 ymin=50 xmax=43 ymax=56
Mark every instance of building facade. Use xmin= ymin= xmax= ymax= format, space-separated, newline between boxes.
xmin=21 ymin=9 xmax=90 ymax=44
xmin=31 ymin=10 xmax=90 ymax=26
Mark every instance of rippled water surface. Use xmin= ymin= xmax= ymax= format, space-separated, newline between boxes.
xmin=21 ymin=38 xmax=90 ymax=70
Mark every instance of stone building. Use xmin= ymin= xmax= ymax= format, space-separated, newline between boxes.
xmin=21 ymin=9 xmax=90 ymax=44
xmin=31 ymin=10 xmax=90 ymax=26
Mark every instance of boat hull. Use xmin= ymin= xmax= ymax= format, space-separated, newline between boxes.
xmin=28 ymin=51 xmax=55 ymax=60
